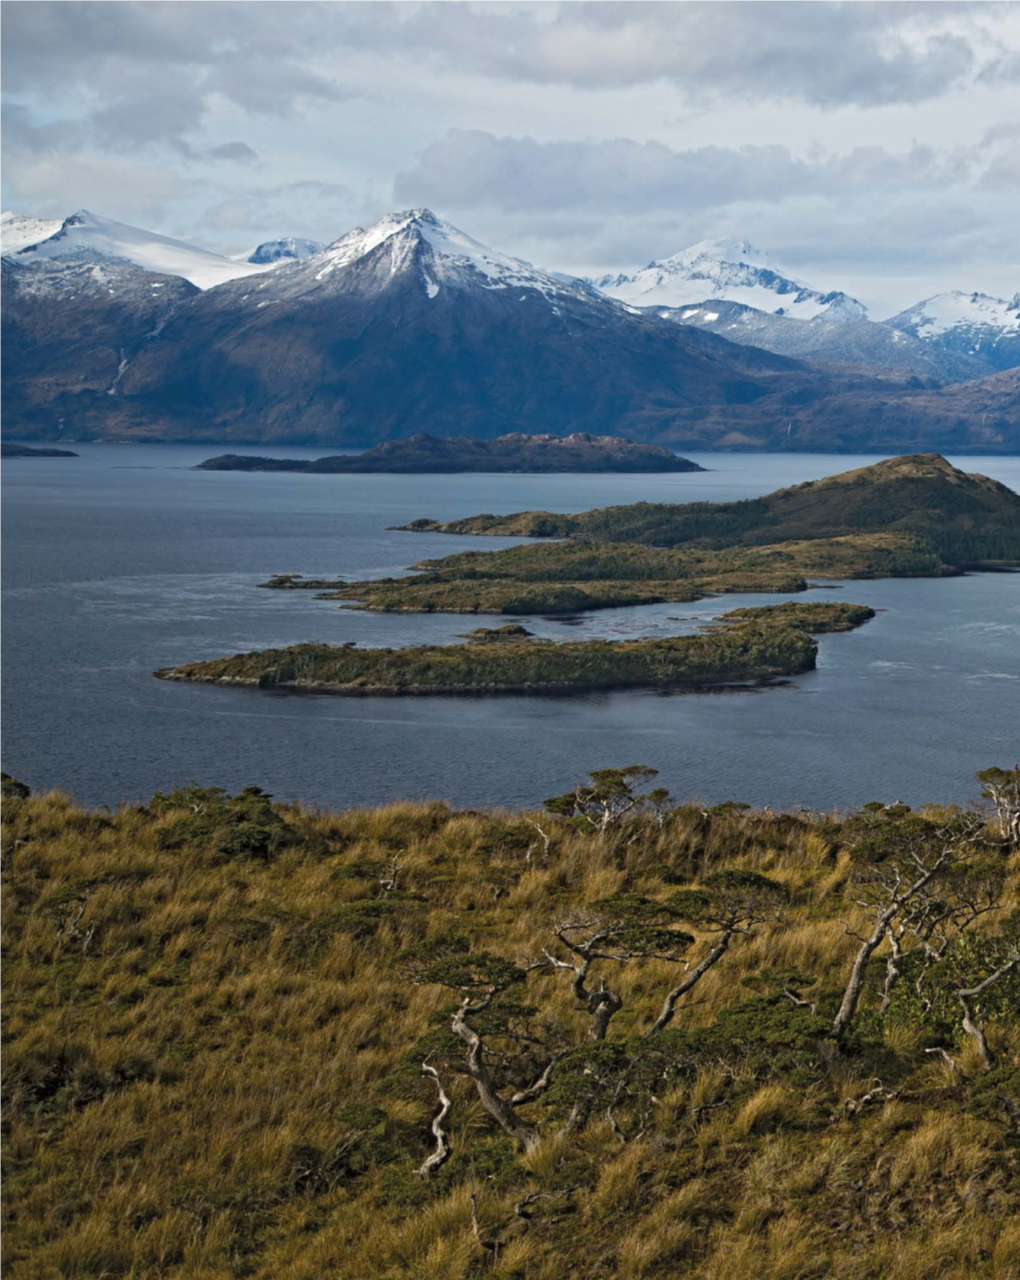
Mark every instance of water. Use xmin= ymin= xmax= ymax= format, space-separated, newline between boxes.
xmin=2 ymin=444 xmax=1018 ymax=812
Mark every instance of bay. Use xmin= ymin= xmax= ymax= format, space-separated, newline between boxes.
xmin=2 ymin=443 xmax=1018 ymax=812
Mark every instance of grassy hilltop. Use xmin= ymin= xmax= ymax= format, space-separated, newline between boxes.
xmin=3 ymin=766 xmax=1019 ymax=1279
xmin=282 ymin=454 xmax=1020 ymax=616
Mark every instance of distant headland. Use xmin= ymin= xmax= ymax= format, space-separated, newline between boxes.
xmin=1 ymin=442 xmax=78 ymax=458
xmin=195 ymin=433 xmax=705 ymax=475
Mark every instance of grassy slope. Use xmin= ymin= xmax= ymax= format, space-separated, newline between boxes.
xmin=155 ymin=604 xmax=873 ymax=694
xmin=2 ymin=783 xmax=1018 ymax=1280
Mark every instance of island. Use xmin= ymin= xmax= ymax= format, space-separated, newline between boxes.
xmin=195 ymin=432 xmax=705 ymax=474
xmin=155 ymin=602 xmax=874 ymax=696
xmin=272 ymin=454 xmax=1019 ymax=615
xmin=1 ymin=442 xmax=78 ymax=458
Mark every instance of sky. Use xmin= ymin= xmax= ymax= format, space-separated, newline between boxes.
xmin=1 ymin=0 xmax=1018 ymax=316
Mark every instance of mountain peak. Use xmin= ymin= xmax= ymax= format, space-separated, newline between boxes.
xmin=662 ymin=237 xmax=777 ymax=272
xmin=313 ymin=208 xmax=587 ymax=300
xmin=596 ymin=236 xmax=867 ymax=321
xmin=246 ymin=236 xmax=323 ymax=265
xmin=884 ymin=290 xmax=1020 ymax=372
xmin=5 ymin=208 xmax=274 ymax=290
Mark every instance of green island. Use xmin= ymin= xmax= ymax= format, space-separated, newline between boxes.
xmin=155 ymin=602 xmax=874 ymax=695
xmin=196 ymin=432 xmax=705 ymax=475
xmin=3 ymin=764 xmax=1019 ymax=1279
xmin=262 ymin=454 xmax=1020 ymax=616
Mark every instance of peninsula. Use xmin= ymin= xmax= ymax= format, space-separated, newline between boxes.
xmin=1 ymin=442 xmax=78 ymax=458
xmin=284 ymin=454 xmax=1020 ymax=615
xmin=155 ymin=602 xmax=874 ymax=696
xmin=196 ymin=432 xmax=705 ymax=474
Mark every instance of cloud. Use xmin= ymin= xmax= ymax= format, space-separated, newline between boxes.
xmin=395 ymin=129 xmax=975 ymax=216
xmin=206 ymin=141 xmax=259 ymax=164
xmin=339 ymin=0 xmax=1007 ymax=107
xmin=1 ymin=1 xmax=355 ymax=163
xmin=198 ymin=179 xmax=364 ymax=242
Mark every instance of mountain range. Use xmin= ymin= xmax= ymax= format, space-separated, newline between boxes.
xmin=2 ymin=207 xmax=1017 ymax=451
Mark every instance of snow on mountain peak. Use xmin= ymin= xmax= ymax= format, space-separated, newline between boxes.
xmin=595 ymin=235 xmax=867 ymax=321
xmin=883 ymin=290 xmax=1020 ymax=370
xmin=246 ymin=237 xmax=324 ymax=265
xmin=0 ymin=211 xmax=65 ymax=254
xmin=5 ymin=209 xmax=275 ymax=290
xmin=313 ymin=208 xmax=587 ymax=301
xmin=664 ymin=237 xmax=778 ymax=273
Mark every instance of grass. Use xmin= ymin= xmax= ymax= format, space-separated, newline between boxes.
xmin=2 ymin=775 xmax=1018 ymax=1278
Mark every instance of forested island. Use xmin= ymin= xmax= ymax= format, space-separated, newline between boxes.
xmin=156 ymin=602 xmax=875 ymax=696
xmin=271 ymin=454 xmax=1020 ymax=615
xmin=3 ymin=764 xmax=1018 ymax=1278
xmin=196 ymin=432 xmax=705 ymax=474
xmin=1 ymin=442 xmax=78 ymax=458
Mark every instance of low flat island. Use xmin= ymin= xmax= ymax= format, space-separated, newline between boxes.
xmin=196 ymin=432 xmax=705 ymax=474
xmin=2 ymin=442 xmax=79 ymax=458
xmin=155 ymin=602 xmax=874 ymax=696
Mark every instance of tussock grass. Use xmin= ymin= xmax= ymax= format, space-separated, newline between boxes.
xmin=2 ymin=785 xmax=1018 ymax=1278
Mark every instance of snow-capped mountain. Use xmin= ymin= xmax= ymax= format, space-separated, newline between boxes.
xmin=595 ymin=237 xmax=868 ymax=321
xmin=5 ymin=206 xmax=1015 ymax=451
xmin=307 ymin=208 xmax=591 ymax=300
xmin=658 ymin=300 xmax=990 ymax=383
xmin=0 ymin=211 xmax=64 ymax=254
xmin=4 ymin=210 xmax=273 ymax=290
xmin=4 ymin=207 xmax=814 ymax=446
xmin=245 ymin=237 xmax=324 ymax=264
xmin=884 ymin=292 xmax=1020 ymax=373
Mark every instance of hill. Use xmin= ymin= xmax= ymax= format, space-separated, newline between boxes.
xmin=196 ymin=434 xmax=705 ymax=475
xmin=3 ymin=769 xmax=1018 ymax=1278
xmin=321 ymin=454 xmax=1020 ymax=614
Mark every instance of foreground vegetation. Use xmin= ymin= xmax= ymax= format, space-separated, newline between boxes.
xmin=155 ymin=603 xmax=873 ymax=695
xmin=305 ymin=454 xmax=1020 ymax=615
xmin=3 ymin=765 xmax=1019 ymax=1279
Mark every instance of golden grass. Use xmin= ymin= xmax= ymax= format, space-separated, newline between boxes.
xmin=2 ymin=788 xmax=1018 ymax=1279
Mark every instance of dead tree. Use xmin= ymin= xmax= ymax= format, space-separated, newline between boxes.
xmin=831 ymin=813 xmax=983 ymax=1045
xmin=416 ymin=1063 xmax=453 ymax=1177
xmin=955 ymin=944 xmax=1020 ymax=1070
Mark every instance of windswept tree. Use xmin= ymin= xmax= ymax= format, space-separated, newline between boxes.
xmin=648 ymin=871 xmax=789 ymax=1034
xmin=540 ymin=896 xmax=694 ymax=1041
xmin=402 ymin=937 xmax=562 ymax=1152
xmin=831 ymin=809 xmax=985 ymax=1045
xmin=544 ymin=766 xmax=671 ymax=833
xmin=977 ymin=765 xmax=1020 ymax=851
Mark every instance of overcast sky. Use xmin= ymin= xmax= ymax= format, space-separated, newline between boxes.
xmin=2 ymin=0 xmax=1018 ymax=314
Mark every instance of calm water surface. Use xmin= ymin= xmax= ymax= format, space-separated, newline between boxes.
xmin=2 ymin=444 xmax=1018 ymax=811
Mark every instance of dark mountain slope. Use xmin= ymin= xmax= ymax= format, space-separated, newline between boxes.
xmin=1 ymin=256 xmax=198 ymax=434
xmin=106 ymin=211 xmax=812 ymax=446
